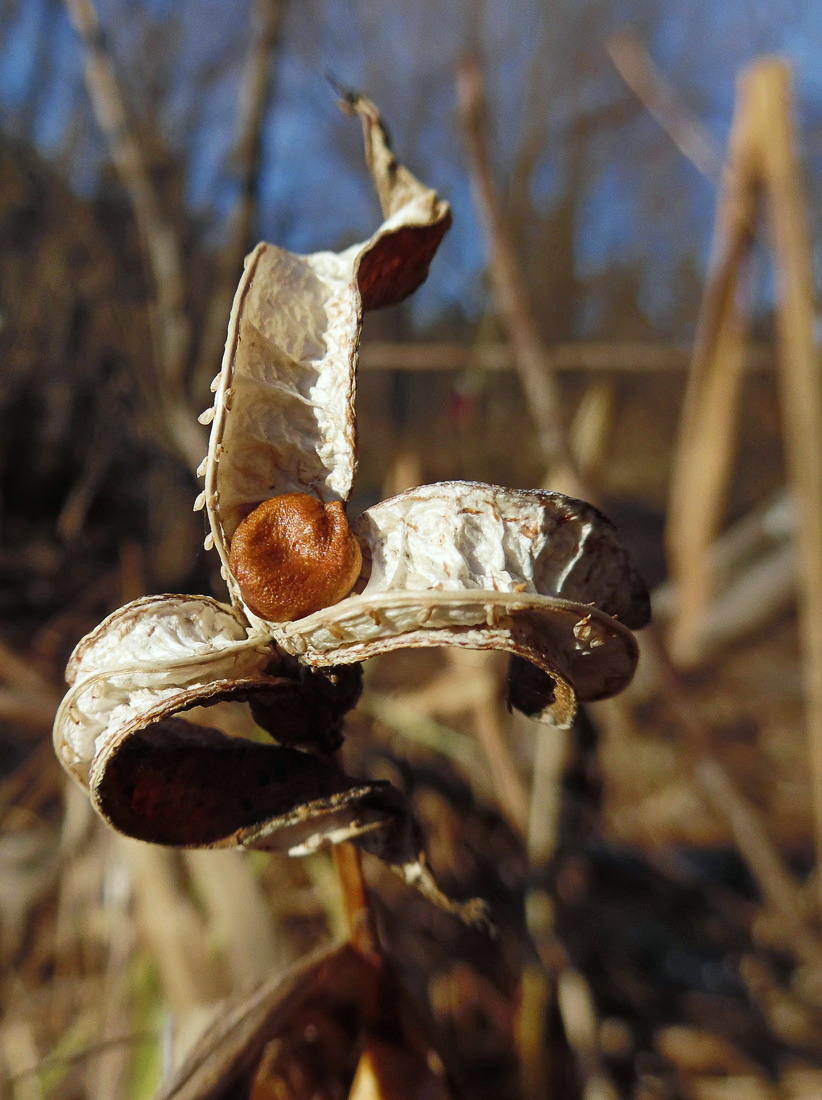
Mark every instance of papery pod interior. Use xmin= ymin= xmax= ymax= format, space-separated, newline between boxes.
xmin=53 ymin=594 xmax=273 ymax=783
xmin=268 ymin=482 xmax=650 ymax=727
xmin=201 ymin=95 xmax=452 ymax=618
xmin=353 ymin=482 xmax=649 ymax=628
xmin=50 ymin=592 xmax=406 ymax=855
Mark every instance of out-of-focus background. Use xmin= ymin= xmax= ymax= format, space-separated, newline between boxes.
xmin=3 ymin=2 xmax=822 ymax=1097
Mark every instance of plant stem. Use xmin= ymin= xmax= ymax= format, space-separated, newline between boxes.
xmin=332 ymin=843 xmax=381 ymax=960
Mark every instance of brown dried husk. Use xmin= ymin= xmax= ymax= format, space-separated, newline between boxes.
xmin=200 ymin=95 xmax=451 ymax=608
xmin=52 ymin=593 xmax=401 ymax=850
xmin=52 ymin=96 xmax=647 ymax=922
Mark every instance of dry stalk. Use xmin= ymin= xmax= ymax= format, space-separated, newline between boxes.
xmin=647 ymin=491 xmax=795 ymax=674
xmin=457 ymin=52 xmax=618 ymax=1100
xmin=751 ymin=60 xmax=822 ymax=923
xmin=648 ymin=540 xmax=796 ymax=674
xmin=333 ymin=744 xmax=382 ymax=964
xmin=609 ymin=46 xmax=822 ymax=962
xmin=458 ymin=46 xmax=822 ymax=1091
xmin=332 ymin=843 xmax=382 ymax=963
xmin=665 ymin=67 xmax=760 ymax=663
xmin=662 ymin=57 xmax=822 ymax=935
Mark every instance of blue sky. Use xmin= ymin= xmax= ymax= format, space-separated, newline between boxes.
xmin=2 ymin=0 xmax=822 ymax=335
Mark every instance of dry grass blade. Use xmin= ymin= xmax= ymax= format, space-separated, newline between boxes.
xmin=646 ymin=491 xmax=795 ymax=676
xmin=665 ymin=72 xmax=759 ymax=665
xmin=183 ymin=849 xmax=294 ymax=991
xmin=122 ymin=839 xmax=228 ymax=1016
xmin=153 ymin=942 xmax=347 ymax=1100
xmin=751 ymin=59 xmax=822 ymax=922
xmin=650 ymin=538 xmax=796 ymax=674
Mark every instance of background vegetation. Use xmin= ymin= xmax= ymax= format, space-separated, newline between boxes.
xmin=2 ymin=1 xmax=822 ymax=1097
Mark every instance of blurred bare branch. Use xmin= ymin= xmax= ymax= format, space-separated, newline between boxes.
xmin=358 ymin=339 xmax=776 ymax=372
xmin=192 ymin=0 xmax=284 ymax=398
xmin=457 ymin=54 xmax=587 ymax=499
xmin=608 ymin=32 xmax=722 ymax=183
xmin=62 ymin=0 xmax=202 ymax=469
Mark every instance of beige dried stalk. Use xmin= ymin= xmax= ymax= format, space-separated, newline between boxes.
xmin=751 ymin=61 xmax=822 ymax=923
xmin=460 ymin=45 xmax=822 ymax=1094
xmin=609 ymin=46 xmax=822 ymax=962
xmin=665 ymin=63 xmax=760 ymax=663
xmin=665 ymin=57 xmax=822 ymax=932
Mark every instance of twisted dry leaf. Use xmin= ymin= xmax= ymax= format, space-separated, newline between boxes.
xmin=154 ymin=940 xmax=455 ymax=1100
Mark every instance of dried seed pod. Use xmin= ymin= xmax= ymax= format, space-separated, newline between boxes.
xmin=54 ymin=594 xmax=274 ymax=782
xmin=51 ymin=99 xmax=544 ymax=926
xmin=201 ymin=99 xmax=451 ymax=620
xmin=93 ymin=716 xmax=400 ymax=850
xmin=267 ymin=483 xmax=650 ymax=728
xmin=228 ymin=494 xmax=363 ymax=621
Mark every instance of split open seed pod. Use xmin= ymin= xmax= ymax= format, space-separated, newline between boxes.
xmin=52 ymin=591 xmax=484 ymax=922
xmin=53 ymin=93 xmax=648 ymax=923
xmin=53 ymin=594 xmax=390 ymax=850
xmin=154 ymin=941 xmax=456 ymax=1100
xmin=51 ymin=98 xmax=496 ymax=924
xmin=199 ymin=95 xmax=650 ymax=730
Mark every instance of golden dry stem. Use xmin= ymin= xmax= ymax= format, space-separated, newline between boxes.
xmin=229 ymin=493 xmax=362 ymax=622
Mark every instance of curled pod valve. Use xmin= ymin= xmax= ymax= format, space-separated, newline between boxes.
xmin=228 ymin=493 xmax=363 ymax=622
